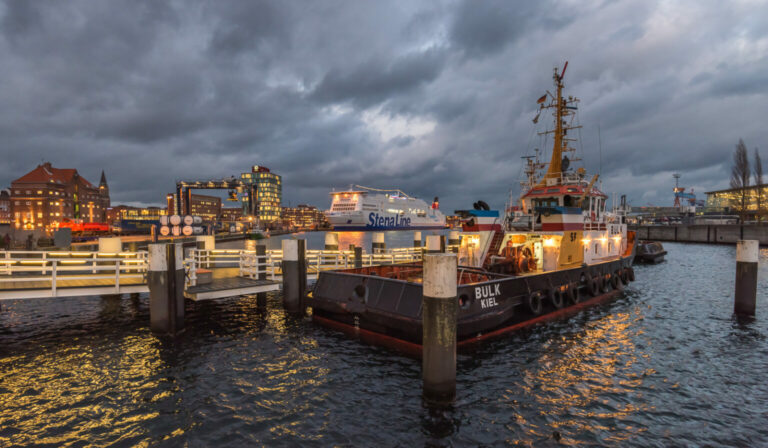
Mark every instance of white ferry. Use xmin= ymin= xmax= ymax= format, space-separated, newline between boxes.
xmin=325 ymin=186 xmax=446 ymax=231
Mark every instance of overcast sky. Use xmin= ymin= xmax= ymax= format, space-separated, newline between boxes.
xmin=1 ymin=0 xmax=766 ymax=211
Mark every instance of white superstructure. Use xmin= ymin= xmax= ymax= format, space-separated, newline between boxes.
xmin=325 ymin=186 xmax=446 ymax=231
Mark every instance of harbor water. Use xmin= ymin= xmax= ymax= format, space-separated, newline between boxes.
xmin=1 ymin=241 xmax=767 ymax=446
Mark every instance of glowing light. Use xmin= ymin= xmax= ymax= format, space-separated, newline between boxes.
xmin=600 ymin=238 xmax=608 ymax=244
xmin=543 ymin=238 xmax=557 ymax=247
xmin=581 ymin=239 xmax=591 ymax=245
xmin=60 ymin=260 xmax=87 ymax=264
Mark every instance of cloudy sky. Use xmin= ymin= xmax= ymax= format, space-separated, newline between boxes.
xmin=0 ymin=0 xmax=766 ymax=211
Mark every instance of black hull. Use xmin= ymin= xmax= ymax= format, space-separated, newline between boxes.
xmin=310 ymin=254 xmax=636 ymax=348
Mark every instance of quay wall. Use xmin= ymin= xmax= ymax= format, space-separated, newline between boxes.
xmin=630 ymin=225 xmax=768 ymax=245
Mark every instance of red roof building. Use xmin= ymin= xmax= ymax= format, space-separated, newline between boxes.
xmin=10 ymin=162 xmax=110 ymax=232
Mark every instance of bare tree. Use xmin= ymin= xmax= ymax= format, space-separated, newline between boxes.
xmin=755 ymin=147 xmax=764 ymax=223
xmin=730 ymin=139 xmax=750 ymax=222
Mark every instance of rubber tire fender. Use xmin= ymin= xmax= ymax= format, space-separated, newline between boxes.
xmin=627 ymin=267 xmax=635 ymax=282
xmin=585 ymin=273 xmax=599 ymax=297
xmin=549 ymin=287 xmax=564 ymax=309
xmin=598 ymin=274 xmax=609 ymax=293
xmin=620 ymin=269 xmax=629 ymax=284
xmin=528 ymin=291 xmax=543 ymax=316
xmin=567 ymin=283 xmax=579 ymax=303
xmin=611 ymin=272 xmax=620 ymax=289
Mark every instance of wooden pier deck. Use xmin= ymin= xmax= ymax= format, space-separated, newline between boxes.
xmin=185 ymin=277 xmax=279 ymax=301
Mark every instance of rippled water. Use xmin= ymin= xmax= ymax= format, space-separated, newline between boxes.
xmin=1 ymin=242 xmax=767 ymax=446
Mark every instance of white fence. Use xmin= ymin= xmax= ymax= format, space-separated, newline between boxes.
xmin=0 ymin=250 xmax=149 ymax=298
xmin=0 ymin=246 xmax=427 ymax=294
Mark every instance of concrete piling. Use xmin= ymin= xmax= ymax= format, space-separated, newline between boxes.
xmin=734 ymin=240 xmax=758 ymax=317
xmin=448 ymin=231 xmax=460 ymax=253
xmin=422 ymin=253 xmax=458 ymax=403
xmin=196 ymin=235 xmax=215 ymax=268
xmin=372 ymin=232 xmax=386 ymax=254
xmin=354 ymin=246 xmax=363 ymax=269
xmin=325 ymin=232 xmax=339 ymax=251
xmin=282 ymin=239 xmax=307 ymax=314
xmin=148 ymin=243 xmax=185 ymax=335
xmin=255 ymin=245 xmax=268 ymax=308
xmin=414 ymin=231 xmax=422 ymax=248
xmin=425 ymin=235 xmax=442 ymax=253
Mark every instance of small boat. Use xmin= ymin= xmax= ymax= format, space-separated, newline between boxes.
xmin=310 ymin=62 xmax=637 ymax=351
xmin=324 ymin=186 xmax=446 ymax=231
xmin=635 ymin=241 xmax=666 ymax=263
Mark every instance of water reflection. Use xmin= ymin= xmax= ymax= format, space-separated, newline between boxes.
xmin=1 ymin=243 xmax=768 ymax=445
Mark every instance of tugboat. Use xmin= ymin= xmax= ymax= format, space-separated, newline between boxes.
xmin=310 ymin=63 xmax=637 ymax=352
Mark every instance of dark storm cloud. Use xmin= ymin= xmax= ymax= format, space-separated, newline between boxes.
xmin=0 ymin=0 xmax=766 ymax=212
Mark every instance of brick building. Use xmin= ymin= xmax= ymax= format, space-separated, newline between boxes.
xmin=106 ymin=205 xmax=168 ymax=223
xmin=10 ymin=163 xmax=110 ymax=232
xmin=0 ymin=190 xmax=10 ymax=225
xmin=166 ymin=193 xmax=222 ymax=221
xmin=281 ymin=204 xmax=328 ymax=230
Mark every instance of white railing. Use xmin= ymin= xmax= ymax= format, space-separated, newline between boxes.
xmin=0 ymin=250 xmax=149 ymax=296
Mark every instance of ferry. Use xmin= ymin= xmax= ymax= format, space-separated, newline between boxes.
xmin=311 ymin=63 xmax=636 ymax=351
xmin=324 ymin=186 xmax=446 ymax=231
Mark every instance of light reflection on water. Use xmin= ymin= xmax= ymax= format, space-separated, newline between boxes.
xmin=1 ymin=242 xmax=767 ymax=446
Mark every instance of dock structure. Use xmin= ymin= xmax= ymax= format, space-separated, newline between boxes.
xmin=0 ymin=239 xmax=424 ymax=303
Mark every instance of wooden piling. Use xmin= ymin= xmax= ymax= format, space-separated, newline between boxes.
xmin=325 ymin=232 xmax=339 ymax=251
xmin=734 ymin=240 xmax=758 ymax=317
xmin=422 ymin=253 xmax=458 ymax=403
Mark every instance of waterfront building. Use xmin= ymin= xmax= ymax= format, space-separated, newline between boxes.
xmin=281 ymin=204 xmax=328 ymax=230
xmin=9 ymin=163 xmax=110 ymax=232
xmin=241 ymin=165 xmax=282 ymax=225
xmin=705 ymin=184 xmax=768 ymax=219
xmin=220 ymin=207 xmax=243 ymax=222
xmin=166 ymin=193 xmax=222 ymax=221
xmin=0 ymin=190 xmax=10 ymax=224
xmin=106 ymin=205 xmax=168 ymax=223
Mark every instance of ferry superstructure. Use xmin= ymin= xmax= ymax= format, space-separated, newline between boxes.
xmin=325 ymin=186 xmax=446 ymax=231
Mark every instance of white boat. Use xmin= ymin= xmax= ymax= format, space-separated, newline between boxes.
xmin=324 ymin=186 xmax=446 ymax=231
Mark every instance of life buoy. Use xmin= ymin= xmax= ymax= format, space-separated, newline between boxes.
xmin=627 ymin=267 xmax=635 ymax=282
xmin=550 ymin=288 xmax=564 ymax=309
xmin=528 ymin=291 xmax=543 ymax=315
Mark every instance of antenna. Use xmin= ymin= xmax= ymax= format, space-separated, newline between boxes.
xmin=598 ymin=124 xmax=602 ymax=176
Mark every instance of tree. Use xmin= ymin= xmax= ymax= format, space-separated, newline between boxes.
xmin=730 ymin=139 xmax=750 ymax=222
xmin=755 ymin=147 xmax=764 ymax=222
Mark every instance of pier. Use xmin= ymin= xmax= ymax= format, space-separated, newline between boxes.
xmin=0 ymin=238 xmax=426 ymax=302
xmin=631 ymin=224 xmax=768 ymax=245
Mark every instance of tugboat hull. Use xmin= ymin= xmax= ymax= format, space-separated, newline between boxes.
xmin=310 ymin=252 xmax=635 ymax=351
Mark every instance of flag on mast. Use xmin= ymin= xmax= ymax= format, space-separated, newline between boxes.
xmin=536 ymin=94 xmax=547 ymax=104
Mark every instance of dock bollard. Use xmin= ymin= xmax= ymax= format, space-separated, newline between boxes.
xmin=256 ymin=245 xmax=268 ymax=308
xmin=414 ymin=231 xmax=422 ymax=248
xmin=372 ymin=232 xmax=386 ymax=254
xmin=448 ymin=231 xmax=460 ymax=253
xmin=422 ymin=253 xmax=458 ymax=402
xmin=426 ymin=235 xmax=442 ymax=253
xmin=282 ymin=239 xmax=307 ymax=314
xmin=325 ymin=232 xmax=339 ymax=251
xmin=148 ymin=243 xmax=185 ymax=334
xmin=734 ymin=240 xmax=759 ymax=317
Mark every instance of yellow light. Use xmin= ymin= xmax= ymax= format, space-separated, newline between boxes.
xmin=581 ymin=239 xmax=591 ymax=245
xmin=48 ymin=252 xmax=72 ymax=256
xmin=60 ymin=260 xmax=87 ymax=264
xmin=20 ymin=260 xmax=48 ymax=265
xmin=600 ymin=237 xmax=608 ymax=244
xmin=612 ymin=235 xmax=621 ymax=240
xmin=118 ymin=252 xmax=137 ymax=257
xmin=543 ymin=238 xmax=556 ymax=247
xmin=71 ymin=252 xmax=92 ymax=257
xmin=98 ymin=252 xmax=117 ymax=257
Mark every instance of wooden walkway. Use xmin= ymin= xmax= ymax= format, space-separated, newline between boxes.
xmin=0 ymin=275 xmax=148 ymax=300
xmin=185 ymin=277 xmax=280 ymax=301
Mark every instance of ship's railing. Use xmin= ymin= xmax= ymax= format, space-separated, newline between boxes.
xmin=0 ymin=250 xmax=148 ymax=295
